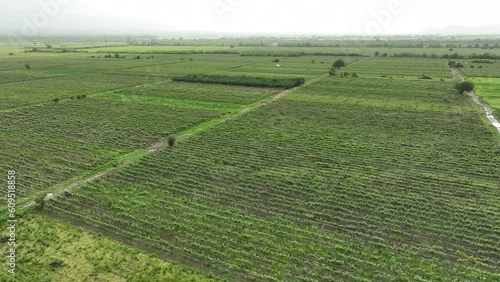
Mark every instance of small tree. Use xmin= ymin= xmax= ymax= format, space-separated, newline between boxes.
xmin=274 ymin=58 xmax=280 ymax=63
xmin=374 ymin=51 xmax=380 ymax=57
xmin=34 ymin=195 xmax=46 ymax=210
xmin=168 ymin=137 xmax=176 ymax=147
xmin=455 ymin=81 xmax=474 ymax=93
xmin=333 ymin=59 xmax=346 ymax=68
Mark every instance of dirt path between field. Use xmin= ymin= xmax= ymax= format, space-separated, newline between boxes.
xmin=20 ymin=77 xmax=320 ymax=210
xmin=450 ymin=68 xmax=500 ymax=134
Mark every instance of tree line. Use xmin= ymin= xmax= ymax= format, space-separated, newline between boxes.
xmin=173 ymin=74 xmax=305 ymax=89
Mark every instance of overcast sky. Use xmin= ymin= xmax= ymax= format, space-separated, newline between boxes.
xmin=1 ymin=0 xmax=499 ymax=36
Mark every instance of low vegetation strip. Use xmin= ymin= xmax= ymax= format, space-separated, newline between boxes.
xmin=172 ymin=74 xmax=306 ymax=89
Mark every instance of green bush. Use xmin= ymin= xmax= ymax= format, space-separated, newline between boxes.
xmin=168 ymin=137 xmax=176 ymax=147
xmin=455 ymin=81 xmax=474 ymax=93
xmin=332 ymin=59 xmax=346 ymax=68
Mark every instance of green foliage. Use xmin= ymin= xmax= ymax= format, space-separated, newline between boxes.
xmin=332 ymin=59 xmax=346 ymax=68
xmin=173 ymin=74 xmax=305 ymax=89
xmin=470 ymin=59 xmax=494 ymax=64
xmin=25 ymin=63 xmax=31 ymax=69
xmin=455 ymin=81 xmax=475 ymax=93
xmin=448 ymin=61 xmax=463 ymax=68
xmin=168 ymin=136 xmax=176 ymax=147
xmin=34 ymin=195 xmax=46 ymax=210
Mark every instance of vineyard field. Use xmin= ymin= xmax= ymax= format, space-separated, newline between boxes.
xmin=1 ymin=39 xmax=499 ymax=281
xmin=47 ymin=72 xmax=500 ymax=281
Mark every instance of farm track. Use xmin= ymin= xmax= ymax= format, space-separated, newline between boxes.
xmin=20 ymin=76 xmax=321 ymax=210
xmin=451 ymin=68 xmax=500 ymax=134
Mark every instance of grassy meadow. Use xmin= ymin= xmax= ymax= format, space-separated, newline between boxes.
xmin=471 ymin=77 xmax=500 ymax=112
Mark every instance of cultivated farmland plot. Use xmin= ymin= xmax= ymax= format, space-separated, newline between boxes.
xmin=0 ymin=38 xmax=499 ymax=281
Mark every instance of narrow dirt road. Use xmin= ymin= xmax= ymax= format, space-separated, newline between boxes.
xmin=450 ymin=68 xmax=500 ymax=134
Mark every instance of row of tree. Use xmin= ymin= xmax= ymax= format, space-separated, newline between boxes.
xmin=390 ymin=52 xmax=500 ymax=60
xmin=173 ymin=74 xmax=305 ymax=89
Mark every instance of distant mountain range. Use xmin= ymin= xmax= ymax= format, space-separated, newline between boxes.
xmin=421 ymin=25 xmax=500 ymax=35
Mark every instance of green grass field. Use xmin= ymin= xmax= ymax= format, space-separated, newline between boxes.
xmin=471 ymin=77 xmax=500 ymax=112
xmin=0 ymin=213 xmax=220 ymax=282
xmin=1 ymin=39 xmax=499 ymax=281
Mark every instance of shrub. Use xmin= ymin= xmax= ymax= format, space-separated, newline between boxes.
xmin=419 ymin=75 xmax=432 ymax=80
xmin=471 ymin=59 xmax=494 ymax=64
xmin=448 ymin=61 xmax=463 ymax=68
xmin=173 ymin=74 xmax=305 ymax=89
xmin=52 ymin=98 xmax=60 ymax=103
xmin=49 ymin=260 xmax=64 ymax=269
xmin=332 ymin=59 xmax=346 ymax=68
xmin=34 ymin=195 xmax=46 ymax=210
xmin=25 ymin=63 xmax=31 ymax=69
xmin=455 ymin=81 xmax=474 ymax=93
xmin=168 ymin=137 xmax=176 ymax=147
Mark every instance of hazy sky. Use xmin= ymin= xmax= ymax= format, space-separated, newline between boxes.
xmin=1 ymin=0 xmax=500 ymax=36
